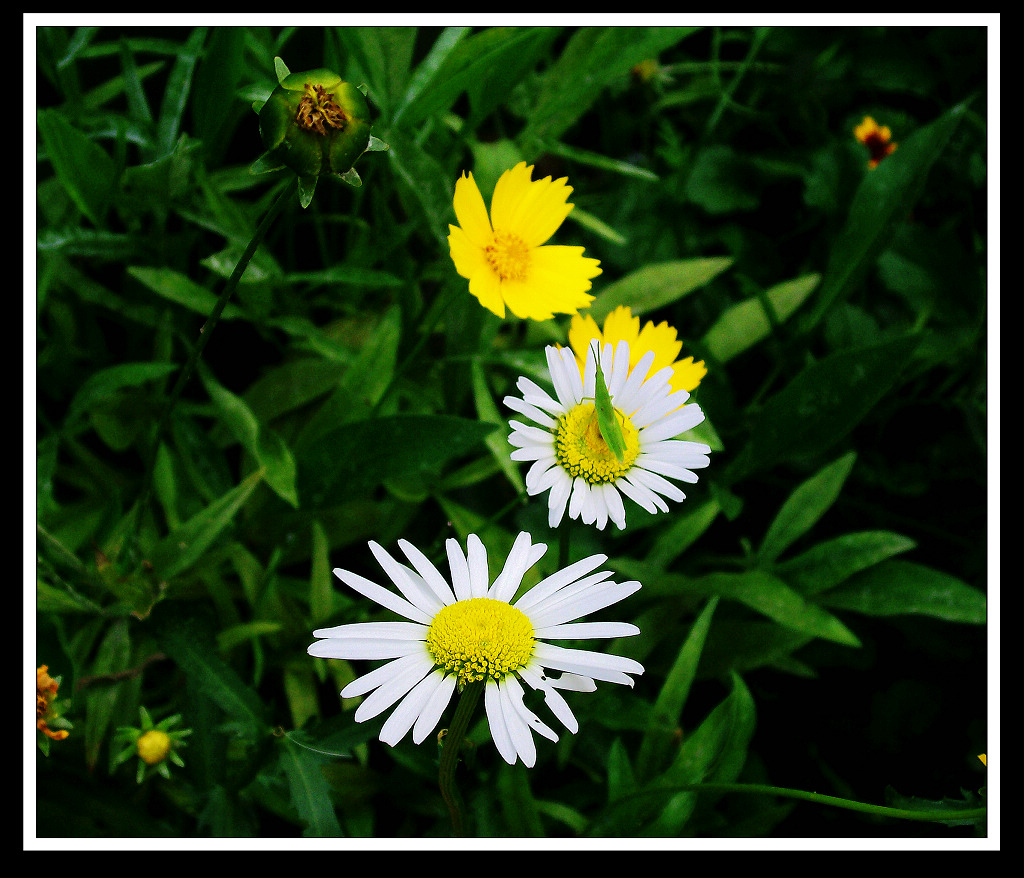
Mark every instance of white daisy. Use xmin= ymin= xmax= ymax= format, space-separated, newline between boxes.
xmin=307 ymin=531 xmax=643 ymax=768
xmin=504 ymin=340 xmax=712 ymax=530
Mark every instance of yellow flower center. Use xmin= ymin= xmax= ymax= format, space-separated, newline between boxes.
xmin=137 ymin=729 xmax=172 ymax=765
xmin=484 ymin=230 xmax=531 ymax=282
xmin=555 ymin=402 xmax=640 ymax=484
xmin=296 ymin=83 xmax=348 ymax=136
xmin=426 ymin=597 xmax=535 ymax=688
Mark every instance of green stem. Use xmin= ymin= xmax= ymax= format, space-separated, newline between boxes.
xmin=438 ymin=680 xmax=485 ymax=837
xmin=601 ymin=780 xmax=986 ymax=829
xmin=132 ymin=180 xmax=295 ymax=548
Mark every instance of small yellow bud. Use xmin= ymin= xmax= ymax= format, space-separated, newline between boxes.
xmin=137 ymin=729 xmax=173 ymax=765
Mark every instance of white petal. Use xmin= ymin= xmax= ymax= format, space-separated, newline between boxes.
xmin=546 ymin=473 xmax=572 ymax=528
xmin=485 ymin=679 xmax=518 ymax=765
xmin=532 ymin=642 xmax=644 ymax=686
xmin=368 ymin=541 xmax=444 ymax=615
xmin=504 ymin=674 xmax=558 ymax=743
xmin=568 ymin=476 xmax=588 ymax=521
xmin=333 ymin=568 xmax=433 ymax=624
xmin=514 ymin=551 xmax=608 ymax=613
xmin=378 ymin=670 xmax=441 ymax=746
xmin=398 ymin=539 xmax=457 ymax=606
xmin=307 ymin=637 xmax=424 ymax=661
xmin=640 ymin=403 xmax=705 ymax=443
xmin=632 ymin=389 xmax=692 ymax=429
xmin=545 ymin=345 xmax=576 ymax=409
xmin=515 ymin=376 xmax=564 ymax=415
xmin=511 ymin=444 xmax=556 ymax=462
xmin=636 ymin=456 xmax=700 ymax=483
xmin=524 ymin=569 xmax=615 ymax=618
xmin=618 ymin=475 xmax=669 ymax=513
xmin=446 ymin=538 xmax=473 ymax=602
xmin=607 ymin=340 xmax=631 ymax=398
xmin=497 ymin=679 xmax=536 ymax=767
xmin=519 ymin=665 xmax=579 ymax=733
xmin=530 ymin=580 xmax=642 ymax=629
xmin=507 ymin=421 xmax=556 ymax=447
xmin=340 ymin=653 xmax=428 ymax=698
xmin=312 ymin=621 xmax=426 ymax=641
xmin=630 ymin=467 xmax=687 ymax=503
xmin=412 ymin=672 xmax=457 ymax=744
xmin=525 ymin=459 xmax=562 ymax=495
xmin=489 ymin=531 xmax=540 ymax=603
xmin=615 ymin=349 xmax=657 ymax=414
xmin=466 ymin=533 xmax=490 ymax=598
xmin=503 ymin=394 xmax=556 ymax=428
xmin=354 ymin=653 xmax=435 ymax=722
xmin=601 ymin=482 xmax=627 ymax=530
xmin=534 ymin=621 xmax=640 ymax=640
xmin=559 ymin=345 xmax=585 ymax=404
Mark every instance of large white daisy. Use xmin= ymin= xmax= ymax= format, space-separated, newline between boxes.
xmin=505 ymin=340 xmax=712 ymax=530
xmin=307 ymin=531 xmax=643 ymax=768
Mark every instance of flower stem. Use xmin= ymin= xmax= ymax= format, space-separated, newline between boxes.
xmin=438 ymin=679 xmax=484 ymax=837
xmin=131 ymin=180 xmax=294 ymax=552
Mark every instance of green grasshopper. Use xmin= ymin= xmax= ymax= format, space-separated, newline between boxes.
xmin=589 ymin=340 xmax=627 ymax=462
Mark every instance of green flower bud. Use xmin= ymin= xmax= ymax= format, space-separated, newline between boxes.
xmin=251 ymin=58 xmax=387 ymax=207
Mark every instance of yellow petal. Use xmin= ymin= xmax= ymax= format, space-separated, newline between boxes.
xmin=448 ymin=224 xmax=491 ymax=282
xmin=468 ymin=266 xmax=507 ymax=318
xmin=490 ymin=163 xmax=574 ymax=248
xmin=636 ymin=319 xmax=683 ymax=372
xmin=601 ymin=306 xmax=642 ymax=349
xmin=569 ymin=312 xmax=602 ymax=371
xmin=452 ymin=171 xmax=493 ymax=248
xmin=671 ymin=356 xmax=707 ymax=393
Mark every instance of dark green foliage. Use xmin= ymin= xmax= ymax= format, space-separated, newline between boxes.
xmin=34 ymin=24 xmax=989 ymax=840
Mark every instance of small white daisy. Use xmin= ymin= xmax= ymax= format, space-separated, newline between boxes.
xmin=307 ymin=532 xmax=644 ymax=768
xmin=504 ymin=340 xmax=712 ymax=530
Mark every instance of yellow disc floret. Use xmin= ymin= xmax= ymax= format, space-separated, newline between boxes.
xmin=426 ymin=597 xmax=535 ymax=687
xmin=484 ymin=230 xmax=531 ymax=282
xmin=555 ymin=402 xmax=640 ymax=484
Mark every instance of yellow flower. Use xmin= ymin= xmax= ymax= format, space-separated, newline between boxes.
xmin=853 ymin=115 xmax=897 ymax=169
xmin=568 ymin=305 xmax=707 ymax=396
xmin=447 ymin=162 xmax=602 ymax=321
xmin=36 ymin=665 xmax=70 ymax=743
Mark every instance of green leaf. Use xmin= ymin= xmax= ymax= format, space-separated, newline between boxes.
xmin=636 ymin=597 xmax=719 ymax=782
xmin=520 ymin=26 xmax=700 ymax=151
xmin=127 ymin=266 xmax=247 ymax=320
xmin=586 ymin=257 xmax=734 ymax=324
xmin=155 ymin=27 xmax=207 ymax=157
xmin=334 ymin=26 xmax=417 ymax=123
xmin=819 ymin=560 xmax=986 ymax=623
xmin=200 ymin=367 xmax=299 ymax=508
xmin=296 ymin=415 xmax=498 ymax=508
xmin=149 ymin=468 xmax=265 ymax=582
xmin=472 ymin=359 xmax=526 ymax=495
xmin=798 ymin=102 xmax=968 ymax=334
xmin=615 ymin=559 xmax=860 ymax=647
xmin=702 ymin=273 xmax=820 ymax=363
xmin=149 ymin=601 xmax=268 ymax=734
xmin=729 ymin=335 xmax=919 ymax=480
xmin=775 ymin=530 xmax=918 ymax=595
xmin=37 ymin=109 xmax=118 ymax=227
xmin=758 ymin=452 xmax=857 ymax=563
xmin=278 ymin=736 xmax=343 ymax=837
xmin=395 ymin=27 xmax=553 ymax=131
xmin=646 ymin=670 xmax=756 ymax=835
xmin=66 ymin=361 xmax=177 ymax=424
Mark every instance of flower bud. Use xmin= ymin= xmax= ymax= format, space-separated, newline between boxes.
xmin=251 ymin=58 xmax=387 ymax=206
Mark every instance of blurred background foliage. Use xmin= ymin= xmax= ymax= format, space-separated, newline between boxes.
xmin=34 ymin=23 xmax=989 ymax=839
